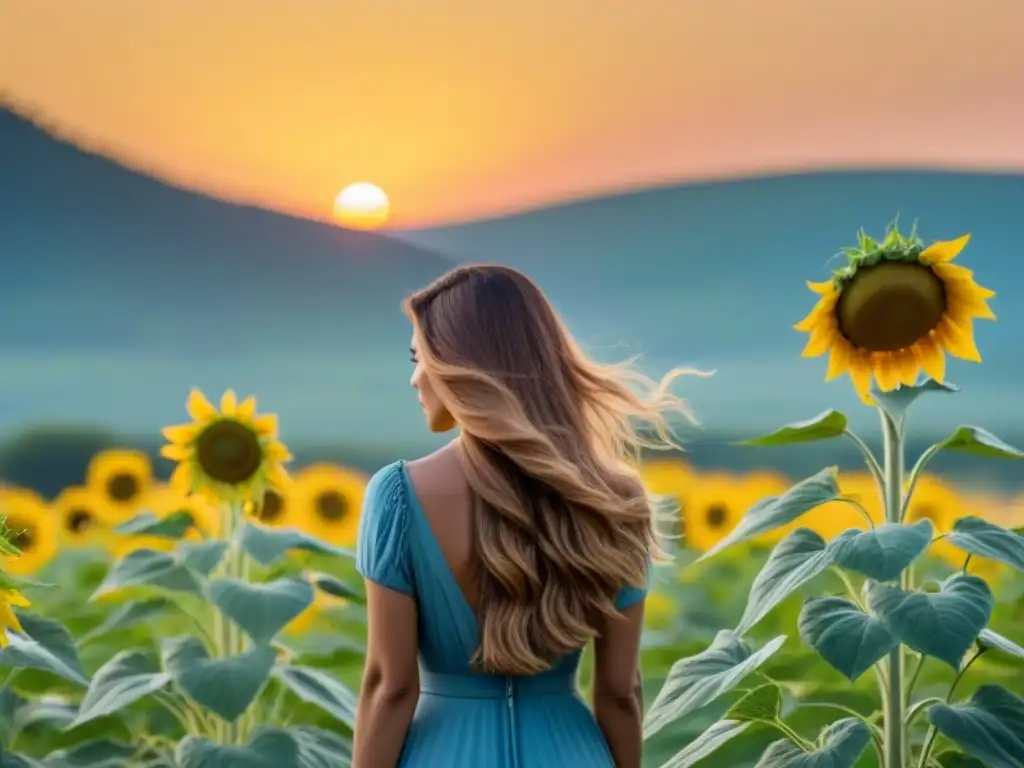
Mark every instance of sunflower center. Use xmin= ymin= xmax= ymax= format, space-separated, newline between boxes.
xmin=11 ymin=526 xmax=35 ymax=551
xmin=316 ymin=491 xmax=348 ymax=522
xmin=67 ymin=509 xmax=94 ymax=533
xmin=195 ymin=420 xmax=263 ymax=485
xmin=108 ymin=473 xmax=140 ymax=503
xmin=705 ymin=504 xmax=728 ymax=529
xmin=836 ymin=262 xmax=946 ymax=352
xmin=259 ymin=491 xmax=284 ymax=523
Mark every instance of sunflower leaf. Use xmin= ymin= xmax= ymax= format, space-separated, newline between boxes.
xmin=740 ymin=411 xmax=848 ymax=447
xmin=239 ymin=523 xmax=353 ymax=567
xmin=755 ymin=717 xmax=871 ymax=768
xmin=696 ymin=468 xmax=839 ymax=564
xmin=978 ymin=628 xmax=1024 ymax=658
xmin=116 ymin=510 xmax=196 ymax=540
xmin=725 ymin=684 xmax=781 ymax=723
xmin=0 ymin=612 xmax=88 ymax=686
xmin=946 ymin=517 xmax=1024 ymax=573
xmin=308 ymin=572 xmax=362 ymax=601
xmin=939 ymin=427 xmax=1024 ymax=460
xmin=927 ymin=685 xmax=1024 ymax=768
xmin=830 ymin=520 xmax=934 ymax=582
xmin=210 ymin=578 xmax=314 ymax=644
xmin=657 ymin=720 xmax=751 ymax=768
xmin=871 ymin=378 xmax=959 ymax=423
xmin=798 ymin=596 xmax=898 ymax=682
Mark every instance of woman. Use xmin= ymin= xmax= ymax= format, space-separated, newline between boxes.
xmin=353 ymin=264 xmax=698 ymax=767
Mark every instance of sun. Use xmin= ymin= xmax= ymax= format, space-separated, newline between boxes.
xmin=333 ymin=182 xmax=390 ymax=230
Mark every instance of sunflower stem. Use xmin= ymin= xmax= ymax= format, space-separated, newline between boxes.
xmin=880 ymin=408 xmax=907 ymax=768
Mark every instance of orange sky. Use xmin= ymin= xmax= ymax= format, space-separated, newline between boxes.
xmin=3 ymin=0 xmax=1023 ymax=228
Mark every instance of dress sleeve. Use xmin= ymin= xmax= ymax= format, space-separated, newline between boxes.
xmin=356 ymin=462 xmax=415 ymax=596
xmin=614 ymin=559 xmax=652 ymax=611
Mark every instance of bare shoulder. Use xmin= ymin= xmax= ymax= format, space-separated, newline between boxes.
xmin=405 ymin=441 xmax=466 ymax=497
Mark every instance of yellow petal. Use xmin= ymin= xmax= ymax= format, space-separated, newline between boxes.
xmin=934 ymin=317 xmax=982 ymax=363
xmin=160 ymin=444 xmax=190 ymax=461
xmin=266 ymin=442 xmax=292 ymax=462
xmin=161 ymin=423 xmax=200 ymax=444
xmin=187 ymin=389 xmax=217 ymax=422
xmin=873 ymin=353 xmax=900 ymax=392
xmin=0 ymin=603 xmax=24 ymax=635
xmin=932 ymin=262 xmax=977 ymax=285
xmin=848 ymin=362 xmax=874 ymax=405
xmin=794 ymin=295 xmax=837 ymax=332
xmin=918 ymin=234 xmax=970 ymax=264
xmin=807 ymin=279 xmax=834 ymax=295
xmin=917 ymin=338 xmax=947 ymax=382
xmin=220 ymin=390 xmax=238 ymax=416
xmin=801 ymin=326 xmax=836 ymax=358
xmin=170 ymin=463 xmax=192 ymax=493
xmin=254 ymin=413 xmax=279 ymax=437
xmin=236 ymin=397 xmax=257 ymax=421
xmin=894 ymin=349 xmax=920 ymax=386
xmin=3 ymin=590 xmax=30 ymax=608
xmin=825 ymin=342 xmax=852 ymax=381
xmin=0 ymin=630 xmax=8 ymax=648
xmin=267 ymin=464 xmax=291 ymax=489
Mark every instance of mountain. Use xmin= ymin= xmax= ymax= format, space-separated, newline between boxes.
xmin=395 ymin=171 xmax=1024 ymax=444
xmin=0 ymin=104 xmax=454 ymax=444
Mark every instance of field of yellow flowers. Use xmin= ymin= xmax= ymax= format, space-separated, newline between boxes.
xmin=1 ymin=426 xmax=1022 ymax=766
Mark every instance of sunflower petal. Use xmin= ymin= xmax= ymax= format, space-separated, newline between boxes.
xmin=236 ymin=397 xmax=257 ymax=421
xmin=935 ymin=317 xmax=982 ymax=363
xmin=266 ymin=442 xmax=292 ymax=462
xmin=806 ymin=279 xmax=834 ymax=295
xmin=161 ymin=423 xmax=200 ymax=445
xmin=894 ymin=349 xmax=920 ymax=386
xmin=848 ymin=362 xmax=874 ymax=405
xmin=825 ymin=342 xmax=852 ymax=381
xmin=801 ymin=326 xmax=836 ymax=358
xmin=873 ymin=353 xmax=900 ymax=392
xmin=187 ymin=389 xmax=217 ymax=422
xmin=267 ymin=464 xmax=291 ymax=489
xmin=918 ymin=234 xmax=970 ymax=264
xmin=169 ymin=463 xmax=192 ymax=493
xmin=917 ymin=338 xmax=947 ymax=382
xmin=160 ymin=444 xmax=191 ymax=461
xmin=0 ymin=603 xmax=24 ymax=634
xmin=220 ymin=390 xmax=238 ymax=416
xmin=4 ymin=590 xmax=30 ymax=608
xmin=254 ymin=413 xmax=279 ymax=437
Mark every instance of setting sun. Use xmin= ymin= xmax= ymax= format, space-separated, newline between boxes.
xmin=333 ymin=182 xmax=390 ymax=230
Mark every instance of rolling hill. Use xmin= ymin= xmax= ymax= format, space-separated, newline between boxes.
xmin=0 ymin=104 xmax=454 ymax=444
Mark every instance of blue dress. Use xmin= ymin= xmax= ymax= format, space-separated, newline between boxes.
xmin=356 ymin=460 xmax=649 ymax=768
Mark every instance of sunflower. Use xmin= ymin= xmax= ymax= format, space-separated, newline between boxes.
xmin=682 ymin=473 xmax=748 ymax=553
xmin=904 ymin=474 xmax=965 ymax=566
xmin=284 ymin=585 xmax=348 ymax=635
xmin=639 ymin=459 xmax=696 ymax=537
xmin=0 ymin=486 xmax=58 ymax=576
xmin=85 ymin=448 xmax=153 ymax=520
xmin=804 ymin=472 xmax=883 ymax=541
xmin=796 ymin=224 xmax=995 ymax=403
xmin=292 ymin=463 xmax=366 ymax=546
xmin=51 ymin=486 xmax=117 ymax=548
xmin=160 ymin=389 xmax=291 ymax=505
xmin=0 ymin=589 xmax=30 ymax=647
xmin=244 ymin=487 xmax=294 ymax=528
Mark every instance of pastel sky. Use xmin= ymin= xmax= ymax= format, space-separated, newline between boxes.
xmin=3 ymin=0 xmax=1023 ymax=227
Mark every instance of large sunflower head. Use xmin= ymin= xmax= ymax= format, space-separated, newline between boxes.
xmin=682 ymin=473 xmax=746 ymax=553
xmin=796 ymin=223 xmax=995 ymax=402
xmin=0 ymin=486 xmax=58 ymax=576
xmin=85 ymin=449 xmax=153 ymax=518
xmin=160 ymin=389 xmax=292 ymax=505
xmin=52 ymin=486 xmax=117 ymax=548
xmin=293 ymin=463 xmax=367 ymax=546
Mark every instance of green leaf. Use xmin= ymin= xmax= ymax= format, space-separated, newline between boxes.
xmin=946 ymin=517 xmax=1024 ymax=573
xmin=872 ymin=378 xmax=959 ymax=423
xmin=2 ymin=753 xmax=44 ymax=768
xmin=0 ymin=573 xmax=51 ymax=591
xmin=934 ymin=750 xmax=989 ymax=768
xmin=741 ymin=411 xmax=848 ymax=447
xmin=978 ymin=628 xmax=1024 ymax=658
xmin=176 ymin=726 xmax=351 ymax=768
xmin=92 ymin=548 xmax=205 ymax=600
xmin=309 ymin=572 xmax=361 ymax=601
xmin=726 ymin=684 xmax=781 ymax=723
xmin=178 ymin=541 xmax=228 ymax=576
xmin=939 ymin=426 xmax=1024 ymax=460
xmin=116 ymin=510 xmax=196 ymax=539
xmin=831 ymin=521 xmax=934 ymax=582
xmin=0 ymin=612 xmax=88 ymax=686
xmin=644 ymin=630 xmax=786 ymax=739
xmin=755 ymin=717 xmax=871 ymax=767
xmin=658 ymin=720 xmax=752 ymax=768
xmin=239 ymin=523 xmax=353 ymax=567
xmin=42 ymin=739 xmax=138 ymax=767
xmin=867 ymin=574 xmax=993 ymax=669
xmin=927 ymin=685 xmax=1024 ymax=768
xmin=798 ymin=596 xmax=898 ymax=682
xmin=736 ymin=528 xmax=837 ymax=636
xmin=77 ymin=599 xmax=170 ymax=645
xmin=697 ymin=468 xmax=839 ymax=564
xmin=210 ymin=578 xmax=314 ymax=644
xmin=73 ymin=651 xmax=170 ymax=727
xmin=271 ymin=663 xmax=357 ymax=728
xmin=163 ymin=636 xmax=277 ymax=722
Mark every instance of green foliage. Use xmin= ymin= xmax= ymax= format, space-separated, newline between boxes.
xmin=646 ymin=378 xmax=1024 ymax=768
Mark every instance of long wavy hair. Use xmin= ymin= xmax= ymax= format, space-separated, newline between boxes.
xmin=403 ymin=264 xmax=703 ymax=675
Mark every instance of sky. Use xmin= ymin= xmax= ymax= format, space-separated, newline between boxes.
xmin=2 ymin=0 xmax=1024 ymax=227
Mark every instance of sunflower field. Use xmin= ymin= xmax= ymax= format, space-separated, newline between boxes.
xmin=0 ymin=223 xmax=1023 ymax=768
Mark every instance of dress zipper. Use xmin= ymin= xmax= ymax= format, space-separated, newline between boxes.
xmin=506 ymin=676 xmax=520 ymax=767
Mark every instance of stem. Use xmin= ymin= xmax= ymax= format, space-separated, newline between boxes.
xmin=773 ymin=720 xmax=816 ymax=751
xmin=843 ymin=428 xmax=885 ymax=494
xmin=900 ymin=445 xmax=942 ymax=523
xmin=905 ymin=696 xmax=943 ymax=729
xmin=880 ymin=408 xmax=907 ymax=768
xmin=906 ymin=654 xmax=927 ymax=703
xmin=836 ymin=497 xmax=876 ymax=529
xmin=917 ymin=649 xmax=985 ymax=768
xmin=152 ymin=690 xmax=195 ymax=733
xmin=796 ymin=702 xmax=885 ymax=757
xmin=962 ymin=554 xmax=973 ymax=574
xmin=832 ymin=566 xmax=866 ymax=609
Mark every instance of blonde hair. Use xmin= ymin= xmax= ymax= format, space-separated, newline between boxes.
xmin=404 ymin=264 xmax=703 ymax=675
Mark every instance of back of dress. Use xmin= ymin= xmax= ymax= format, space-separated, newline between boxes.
xmin=356 ymin=461 xmax=648 ymax=767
